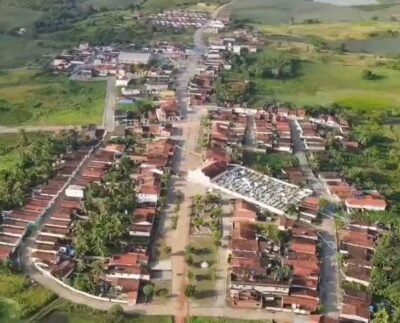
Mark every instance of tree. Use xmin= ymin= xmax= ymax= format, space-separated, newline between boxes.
xmin=273 ymin=266 xmax=292 ymax=282
xmin=183 ymin=284 xmax=196 ymax=298
xmin=143 ymin=284 xmax=155 ymax=302
xmin=362 ymin=69 xmax=378 ymax=80
xmin=192 ymin=217 xmax=205 ymax=231
xmin=107 ymin=304 xmax=124 ymax=323
xmin=319 ymin=198 xmax=329 ymax=210
xmin=372 ymin=307 xmax=390 ymax=323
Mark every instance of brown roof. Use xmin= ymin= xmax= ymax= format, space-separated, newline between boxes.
xmin=201 ymin=161 xmax=228 ymax=178
xmin=290 ymin=238 xmax=317 ymax=255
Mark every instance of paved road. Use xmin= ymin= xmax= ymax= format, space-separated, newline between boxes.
xmin=103 ymin=76 xmax=116 ymax=131
xmin=289 ymin=119 xmax=339 ymax=317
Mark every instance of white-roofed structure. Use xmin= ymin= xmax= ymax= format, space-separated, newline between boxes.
xmin=118 ymin=52 xmax=152 ymax=65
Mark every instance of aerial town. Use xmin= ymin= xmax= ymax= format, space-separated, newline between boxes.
xmin=1 ymin=2 xmax=400 ymax=323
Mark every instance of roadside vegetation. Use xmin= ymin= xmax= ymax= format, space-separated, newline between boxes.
xmin=37 ymin=300 xmax=173 ymax=323
xmin=189 ymin=318 xmax=271 ymax=323
xmin=0 ymin=260 xmax=56 ymax=321
xmin=0 ymin=69 xmax=105 ymax=126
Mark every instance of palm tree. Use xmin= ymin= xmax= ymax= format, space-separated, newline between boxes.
xmin=183 ymin=284 xmax=196 ymax=298
xmin=192 ymin=217 xmax=205 ymax=232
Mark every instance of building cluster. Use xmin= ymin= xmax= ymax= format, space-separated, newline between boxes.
xmin=16 ymin=134 xmax=176 ymax=305
xmin=318 ymin=171 xmax=387 ymax=212
xmin=254 ymin=109 xmax=301 ymax=153
xmin=206 ymin=109 xmax=247 ymax=161
xmin=0 ymin=141 xmax=100 ymax=261
xmin=337 ymin=221 xmax=384 ymax=322
xmin=208 ymin=31 xmax=264 ymax=55
xmin=228 ymin=203 xmax=322 ymax=315
xmin=147 ymin=10 xmax=209 ymax=30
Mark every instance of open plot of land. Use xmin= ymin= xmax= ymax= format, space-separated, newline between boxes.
xmin=40 ymin=311 xmax=173 ymax=323
xmin=0 ymin=69 xmax=106 ymax=127
xmin=188 ymin=236 xmax=218 ymax=305
xmin=259 ymin=21 xmax=400 ymax=41
xmin=0 ymin=133 xmax=23 ymax=171
xmin=0 ymin=273 xmax=55 ymax=321
xmin=225 ymin=60 xmax=400 ymax=111
xmin=189 ymin=318 xmax=271 ymax=323
xmin=0 ymin=5 xmax=42 ymax=31
xmin=222 ymin=0 xmax=400 ymax=24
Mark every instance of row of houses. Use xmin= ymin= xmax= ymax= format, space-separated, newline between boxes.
xmin=148 ymin=10 xmax=209 ymax=30
xmin=228 ymin=201 xmax=322 ymax=315
xmin=255 ymin=110 xmax=294 ymax=153
xmin=0 ymin=144 xmax=97 ymax=261
xmin=337 ymin=221 xmax=385 ymax=322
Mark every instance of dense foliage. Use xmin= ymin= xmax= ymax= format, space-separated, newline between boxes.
xmin=73 ymin=157 xmax=137 ymax=257
xmin=0 ymin=129 xmax=84 ymax=210
xmin=371 ymin=230 xmax=400 ymax=320
xmin=252 ymin=152 xmax=299 ymax=176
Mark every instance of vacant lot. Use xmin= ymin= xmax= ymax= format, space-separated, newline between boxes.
xmin=0 ymin=5 xmax=42 ymax=31
xmin=0 ymin=69 xmax=106 ymax=126
xmin=260 ymin=21 xmax=400 ymax=41
xmin=40 ymin=310 xmax=173 ymax=323
xmin=0 ymin=272 xmax=55 ymax=321
xmin=225 ymin=60 xmax=400 ymax=111
xmin=0 ymin=133 xmax=24 ymax=171
xmin=223 ymin=0 xmax=400 ymax=24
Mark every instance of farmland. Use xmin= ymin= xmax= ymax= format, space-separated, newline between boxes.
xmin=259 ymin=21 xmax=400 ymax=41
xmin=0 ymin=69 xmax=106 ymax=127
xmin=222 ymin=47 xmax=400 ymax=112
xmin=223 ymin=0 xmax=400 ymax=24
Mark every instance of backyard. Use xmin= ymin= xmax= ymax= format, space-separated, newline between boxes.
xmin=0 ymin=69 xmax=106 ymax=126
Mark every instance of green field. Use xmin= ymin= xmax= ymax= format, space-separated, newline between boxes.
xmin=223 ymin=0 xmax=400 ymax=24
xmin=189 ymin=318 xmax=271 ymax=323
xmin=0 ymin=133 xmax=23 ymax=171
xmin=0 ymin=272 xmax=55 ymax=321
xmin=259 ymin=21 xmax=400 ymax=41
xmin=40 ymin=310 xmax=173 ymax=323
xmin=225 ymin=60 xmax=400 ymax=111
xmin=0 ymin=69 xmax=106 ymax=126
xmin=0 ymin=5 xmax=42 ymax=31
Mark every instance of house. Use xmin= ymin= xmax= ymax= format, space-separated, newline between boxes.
xmin=233 ymin=199 xmax=258 ymax=222
xmin=107 ymin=252 xmax=150 ymax=281
xmin=289 ymin=238 xmax=317 ymax=255
xmin=345 ymin=197 xmax=386 ymax=212
xmin=340 ymin=288 xmax=371 ymax=323
xmin=343 ymin=264 xmax=371 ymax=287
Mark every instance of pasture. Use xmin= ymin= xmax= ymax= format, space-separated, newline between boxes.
xmin=259 ymin=21 xmax=400 ymax=41
xmin=0 ymin=6 xmax=42 ymax=31
xmin=225 ymin=60 xmax=400 ymax=111
xmin=223 ymin=0 xmax=400 ymax=24
xmin=0 ymin=69 xmax=106 ymax=126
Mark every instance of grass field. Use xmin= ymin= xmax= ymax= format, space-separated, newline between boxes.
xmin=0 ymin=69 xmax=106 ymax=126
xmin=222 ymin=0 xmax=400 ymax=24
xmin=0 ymin=273 xmax=55 ymax=321
xmin=0 ymin=6 xmax=42 ymax=31
xmin=225 ymin=60 xmax=400 ymax=111
xmin=259 ymin=21 xmax=400 ymax=41
xmin=188 ymin=236 xmax=218 ymax=305
xmin=40 ymin=311 xmax=173 ymax=323
xmin=189 ymin=318 xmax=271 ymax=323
xmin=83 ymin=0 xmax=141 ymax=9
xmin=0 ymin=133 xmax=24 ymax=171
